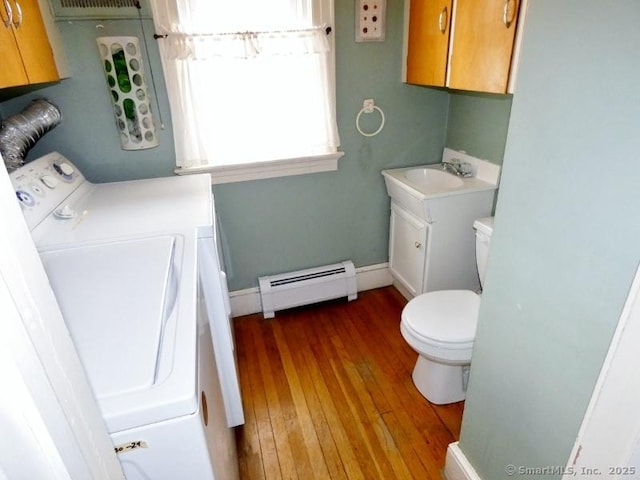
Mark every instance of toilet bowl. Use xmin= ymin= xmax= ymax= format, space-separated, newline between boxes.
xmin=400 ymin=217 xmax=494 ymax=404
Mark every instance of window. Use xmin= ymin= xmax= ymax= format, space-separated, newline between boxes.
xmin=150 ymin=0 xmax=342 ymax=183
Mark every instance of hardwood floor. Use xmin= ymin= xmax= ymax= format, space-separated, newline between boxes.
xmin=233 ymin=286 xmax=464 ymax=479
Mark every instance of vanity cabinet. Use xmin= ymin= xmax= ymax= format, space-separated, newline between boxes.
xmin=406 ymin=0 xmax=521 ymax=94
xmin=383 ymin=150 xmax=501 ymax=299
xmin=387 ymin=192 xmax=495 ymax=299
xmin=0 ymin=0 xmax=59 ymax=89
xmin=389 ymin=204 xmax=429 ymax=297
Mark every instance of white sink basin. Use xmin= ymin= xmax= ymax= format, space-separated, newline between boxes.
xmin=382 ymin=154 xmax=501 ymax=222
xmin=404 ymin=167 xmax=464 ymax=189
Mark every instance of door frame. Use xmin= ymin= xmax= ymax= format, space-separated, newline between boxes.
xmin=563 ymin=263 xmax=640 ymax=477
xmin=0 ymin=161 xmax=123 ymax=479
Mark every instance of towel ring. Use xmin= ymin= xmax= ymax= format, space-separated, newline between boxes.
xmin=356 ymin=100 xmax=385 ymax=137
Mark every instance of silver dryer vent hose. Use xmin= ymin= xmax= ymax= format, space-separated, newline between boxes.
xmin=0 ymin=99 xmax=62 ymax=173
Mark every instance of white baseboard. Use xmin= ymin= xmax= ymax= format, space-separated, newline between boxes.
xmin=229 ymin=262 xmax=393 ymax=318
xmin=444 ymin=442 xmax=482 ymax=480
xmin=354 ymin=262 xmax=394 ymax=292
xmin=392 ymin=279 xmax=414 ymax=301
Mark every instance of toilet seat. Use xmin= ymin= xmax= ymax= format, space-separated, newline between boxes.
xmin=403 ymin=290 xmax=480 ymax=344
xmin=401 ymin=290 xmax=480 ymax=363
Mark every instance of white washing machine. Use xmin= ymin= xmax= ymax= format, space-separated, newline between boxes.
xmin=10 ymin=153 xmax=242 ymax=479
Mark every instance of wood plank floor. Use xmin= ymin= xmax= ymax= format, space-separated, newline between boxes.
xmin=233 ymin=286 xmax=464 ymax=480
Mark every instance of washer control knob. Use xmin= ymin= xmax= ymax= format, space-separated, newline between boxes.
xmin=54 ymin=205 xmax=77 ymax=219
xmin=41 ymin=175 xmax=59 ymax=189
xmin=29 ymin=183 xmax=45 ymax=196
xmin=16 ymin=190 xmax=35 ymax=207
xmin=59 ymin=162 xmax=74 ymax=176
xmin=53 ymin=163 xmax=74 ymax=180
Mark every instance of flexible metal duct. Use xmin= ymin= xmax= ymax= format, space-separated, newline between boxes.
xmin=0 ymin=99 xmax=62 ymax=173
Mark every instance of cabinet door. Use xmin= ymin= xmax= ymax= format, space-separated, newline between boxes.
xmin=389 ymin=205 xmax=428 ymax=297
xmin=0 ymin=2 xmax=29 ymax=88
xmin=11 ymin=0 xmax=59 ymax=84
xmin=406 ymin=0 xmax=452 ymax=87
xmin=448 ymin=0 xmax=519 ymax=93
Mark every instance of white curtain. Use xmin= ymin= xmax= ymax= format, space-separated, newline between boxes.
xmin=149 ymin=0 xmax=340 ymax=169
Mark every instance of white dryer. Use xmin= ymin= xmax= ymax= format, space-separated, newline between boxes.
xmin=10 ymin=153 xmax=242 ymax=479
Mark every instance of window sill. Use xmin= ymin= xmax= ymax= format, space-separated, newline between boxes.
xmin=174 ymin=152 xmax=345 ymax=184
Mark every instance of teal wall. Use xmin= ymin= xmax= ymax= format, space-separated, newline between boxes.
xmin=4 ymin=2 xmax=636 ymax=475
xmin=0 ymin=20 xmax=176 ymax=182
xmin=445 ymin=91 xmax=512 ymax=165
xmin=458 ymin=1 xmax=640 ymax=478
xmin=1 ymin=2 xmax=450 ymax=291
xmin=212 ymin=0 xmax=449 ymax=289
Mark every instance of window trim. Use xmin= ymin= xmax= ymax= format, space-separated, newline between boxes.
xmin=174 ymin=151 xmax=345 ymax=184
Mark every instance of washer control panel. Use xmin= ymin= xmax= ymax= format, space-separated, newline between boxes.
xmin=9 ymin=152 xmax=86 ymax=230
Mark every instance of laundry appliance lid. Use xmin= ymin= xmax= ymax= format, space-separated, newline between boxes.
xmin=31 ymin=172 xmax=214 ymax=248
xmin=39 ymin=233 xmax=199 ymax=432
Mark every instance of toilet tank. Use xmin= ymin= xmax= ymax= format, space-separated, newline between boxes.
xmin=473 ymin=217 xmax=495 ymax=288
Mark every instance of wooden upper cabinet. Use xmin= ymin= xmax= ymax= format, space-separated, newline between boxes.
xmin=0 ymin=6 xmax=29 ymax=88
xmin=0 ymin=0 xmax=59 ymax=89
xmin=406 ymin=0 xmax=452 ymax=87
xmin=448 ymin=0 xmax=519 ymax=93
xmin=405 ymin=0 xmax=521 ymax=94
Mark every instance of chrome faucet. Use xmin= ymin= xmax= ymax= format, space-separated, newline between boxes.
xmin=442 ymin=158 xmax=474 ymax=177
xmin=442 ymin=159 xmax=459 ymax=175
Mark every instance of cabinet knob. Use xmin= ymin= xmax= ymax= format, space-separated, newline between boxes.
xmin=414 ymin=241 xmax=422 ymax=249
xmin=502 ymin=0 xmax=516 ymax=28
xmin=438 ymin=6 xmax=448 ymax=34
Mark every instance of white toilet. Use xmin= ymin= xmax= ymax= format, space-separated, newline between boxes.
xmin=400 ymin=217 xmax=494 ymax=404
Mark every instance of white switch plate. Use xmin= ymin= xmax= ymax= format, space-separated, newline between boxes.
xmin=355 ymin=0 xmax=386 ymax=42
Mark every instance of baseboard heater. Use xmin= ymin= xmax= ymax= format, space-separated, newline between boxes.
xmin=258 ymin=261 xmax=357 ymax=318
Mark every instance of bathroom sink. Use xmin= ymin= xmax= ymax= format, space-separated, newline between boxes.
xmin=404 ymin=167 xmax=464 ymax=189
xmin=381 ymin=149 xmax=501 ymax=222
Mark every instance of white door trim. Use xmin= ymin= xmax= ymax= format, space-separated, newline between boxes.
xmin=563 ymin=263 xmax=640 ymax=478
xmin=444 ymin=442 xmax=482 ymax=480
xmin=0 ymin=161 xmax=123 ymax=479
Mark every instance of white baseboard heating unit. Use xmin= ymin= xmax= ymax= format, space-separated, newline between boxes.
xmin=258 ymin=261 xmax=357 ymax=319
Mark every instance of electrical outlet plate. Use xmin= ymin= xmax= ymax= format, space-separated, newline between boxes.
xmin=355 ymin=0 xmax=386 ymax=42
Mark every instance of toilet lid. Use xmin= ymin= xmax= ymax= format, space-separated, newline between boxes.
xmin=402 ymin=290 xmax=480 ymax=344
